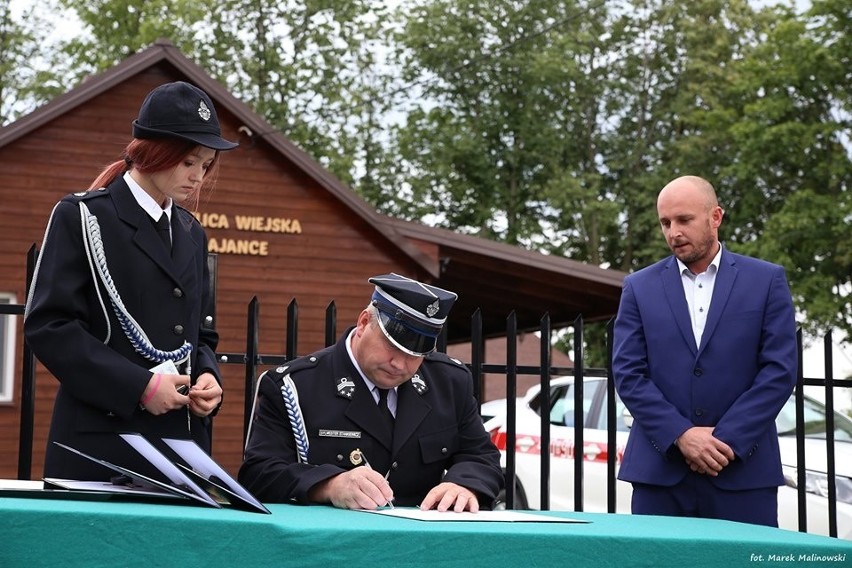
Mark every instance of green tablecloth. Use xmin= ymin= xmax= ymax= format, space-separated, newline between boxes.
xmin=1 ymin=494 xmax=850 ymax=568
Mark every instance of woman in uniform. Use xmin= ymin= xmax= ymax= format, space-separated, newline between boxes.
xmin=24 ymin=81 xmax=238 ymax=481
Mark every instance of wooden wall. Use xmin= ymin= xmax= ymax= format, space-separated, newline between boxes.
xmin=0 ymin=66 xmax=436 ymax=479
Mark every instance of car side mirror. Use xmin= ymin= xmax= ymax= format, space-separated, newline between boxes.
xmin=622 ymin=407 xmax=634 ymax=429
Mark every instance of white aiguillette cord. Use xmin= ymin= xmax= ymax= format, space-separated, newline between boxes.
xmin=280 ymin=374 xmax=309 ymax=464
xmin=78 ymin=202 xmax=192 ymax=369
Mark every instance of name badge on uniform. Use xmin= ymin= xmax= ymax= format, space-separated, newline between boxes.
xmin=319 ymin=429 xmax=361 ymax=439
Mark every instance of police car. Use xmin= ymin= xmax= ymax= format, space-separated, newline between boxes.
xmin=484 ymin=375 xmax=852 ymax=539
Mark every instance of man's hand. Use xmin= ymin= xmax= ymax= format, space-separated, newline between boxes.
xmin=188 ymin=372 xmax=222 ymax=417
xmin=308 ymin=467 xmax=394 ymax=510
xmin=675 ymin=426 xmax=735 ymax=476
xmin=420 ymin=482 xmax=480 ymax=512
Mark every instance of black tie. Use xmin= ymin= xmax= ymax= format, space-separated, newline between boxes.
xmin=154 ymin=214 xmax=171 ymax=251
xmin=376 ymin=388 xmax=395 ymax=431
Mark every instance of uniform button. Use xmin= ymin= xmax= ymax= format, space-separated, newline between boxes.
xmin=693 ymin=368 xmax=703 ymax=376
xmin=309 ymin=356 xmax=317 ymax=362
xmin=204 ymin=315 xmax=214 ymax=327
xmin=391 ymin=461 xmax=398 ymax=470
xmin=694 ymin=409 xmax=704 ymax=417
xmin=172 ymin=288 xmax=183 ymax=298
xmin=173 ymin=325 xmax=184 ymax=335
xmin=336 ymin=454 xmax=343 ymax=462
xmin=441 ymin=447 xmax=448 ymax=455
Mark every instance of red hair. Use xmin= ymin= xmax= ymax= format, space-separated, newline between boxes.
xmin=88 ymin=138 xmax=222 ymax=211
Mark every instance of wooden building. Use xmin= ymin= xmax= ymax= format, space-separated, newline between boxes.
xmin=0 ymin=40 xmax=625 ymax=479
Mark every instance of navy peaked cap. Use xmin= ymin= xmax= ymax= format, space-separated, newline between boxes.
xmin=132 ymin=81 xmax=238 ymax=151
xmin=368 ymin=273 xmax=458 ymax=356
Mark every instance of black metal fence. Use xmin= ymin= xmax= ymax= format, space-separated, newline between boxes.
xmin=4 ymin=262 xmax=851 ymax=538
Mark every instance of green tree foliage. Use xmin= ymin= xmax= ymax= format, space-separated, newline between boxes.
xmin=383 ymin=0 xmax=617 ymax=246
xmin=198 ymin=0 xmax=395 ymax=186
xmin=56 ymin=0 xmax=208 ymax=82
xmin=0 ymin=0 xmax=67 ymax=123
xmin=602 ymin=0 xmax=766 ymax=271
xmin=730 ymin=0 xmax=852 ymax=340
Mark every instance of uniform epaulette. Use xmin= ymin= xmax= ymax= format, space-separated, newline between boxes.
xmin=63 ymin=187 xmax=109 ymax=203
xmin=264 ymin=352 xmax=323 ymax=384
xmin=426 ymin=351 xmax=468 ymax=368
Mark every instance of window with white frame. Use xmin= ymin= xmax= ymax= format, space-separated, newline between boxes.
xmin=0 ymin=293 xmax=17 ymax=403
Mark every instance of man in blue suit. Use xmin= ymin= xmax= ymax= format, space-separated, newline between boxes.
xmin=612 ymin=175 xmax=798 ymax=526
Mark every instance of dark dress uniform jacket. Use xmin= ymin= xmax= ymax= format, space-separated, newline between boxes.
xmin=24 ymin=177 xmax=221 ymax=480
xmin=239 ymin=330 xmax=504 ymax=508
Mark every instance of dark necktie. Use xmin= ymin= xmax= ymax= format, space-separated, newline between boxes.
xmin=154 ymin=214 xmax=171 ymax=251
xmin=376 ymin=387 xmax=395 ymax=431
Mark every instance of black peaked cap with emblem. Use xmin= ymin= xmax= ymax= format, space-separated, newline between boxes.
xmin=368 ymin=273 xmax=458 ymax=357
xmin=132 ymin=81 xmax=238 ymax=151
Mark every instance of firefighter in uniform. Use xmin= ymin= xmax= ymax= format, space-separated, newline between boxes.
xmin=239 ymin=273 xmax=503 ymax=511
xmin=24 ymin=81 xmax=237 ymax=481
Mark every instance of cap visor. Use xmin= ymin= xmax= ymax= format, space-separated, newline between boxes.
xmin=376 ymin=311 xmax=436 ymax=357
xmin=132 ymin=121 xmax=238 ymax=151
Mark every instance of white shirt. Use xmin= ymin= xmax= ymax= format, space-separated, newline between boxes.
xmin=677 ymin=244 xmax=722 ymax=348
xmin=123 ymin=172 xmax=173 ymax=233
xmin=345 ymin=330 xmax=397 ymax=416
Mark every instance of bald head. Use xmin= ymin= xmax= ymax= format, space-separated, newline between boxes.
xmin=656 ymin=175 xmax=724 ymax=274
xmin=658 ymin=176 xmax=718 ymax=210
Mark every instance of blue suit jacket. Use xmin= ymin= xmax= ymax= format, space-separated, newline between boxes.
xmin=612 ymin=248 xmax=797 ymax=490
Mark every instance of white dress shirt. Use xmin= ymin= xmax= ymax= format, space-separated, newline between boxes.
xmin=677 ymin=244 xmax=722 ymax=348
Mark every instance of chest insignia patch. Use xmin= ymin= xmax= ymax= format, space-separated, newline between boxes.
xmin=411 ymin=374 xmax=428 ymax=395
xmin=336 ymin=376 xmax=356 ymax=399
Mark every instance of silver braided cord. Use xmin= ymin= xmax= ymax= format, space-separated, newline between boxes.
xmin=25 ymin=202 xmax=62 ymax=319
xmin=80 ymin=203 xmax=114 ymax=345
xmin=79 ymin=202 xmax=192 ymax=370
xmin=280 ymin=375 xmax=309 ymax=464
xmin=243 ymin=370 xmax=268 ymax=453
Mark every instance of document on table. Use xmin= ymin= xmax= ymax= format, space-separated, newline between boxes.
xmin=360 ymin=508 xmax=588 ymax=523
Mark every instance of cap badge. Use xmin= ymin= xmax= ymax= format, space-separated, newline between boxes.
xmin=197 ymin=100 xmax=211 ymax=121
xmin=336 ymin=376 xmax=356 ymax=399
xmin=426 ymin=299 xmax=440 ymax=317
xmin=411 ymin=374 xmax=428 ymax=395
xmin=350 ymin=448 xmax=364 ymax=466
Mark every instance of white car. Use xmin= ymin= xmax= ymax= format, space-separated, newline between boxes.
xmin=480 ymin=398 xmax=507 ymax=423
xmin=484 ymin=376 xmax=852 ymax=539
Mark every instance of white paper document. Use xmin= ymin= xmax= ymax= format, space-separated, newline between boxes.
xmin=360 ymin=508 xmax=588 ymax=523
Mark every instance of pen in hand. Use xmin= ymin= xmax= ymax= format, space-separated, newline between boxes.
xmin=357 ymin=448 xmax=394 ymax=509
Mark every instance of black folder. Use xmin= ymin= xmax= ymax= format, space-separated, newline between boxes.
xmin=159 ymin=437 xmax=270 ymax=514
xmin=45 ymin=433 xmax=268 ymax=513
xmin=48 ymin=438 xmax=220 ymax=507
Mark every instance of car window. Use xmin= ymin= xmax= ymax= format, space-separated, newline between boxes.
xmin=776 ymin=396 xmax=852 ymax=442
xmin=594 ymin=390 xmax=632 ymax=433
xmin=529 ymin=382 xmax=596 ymax=427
